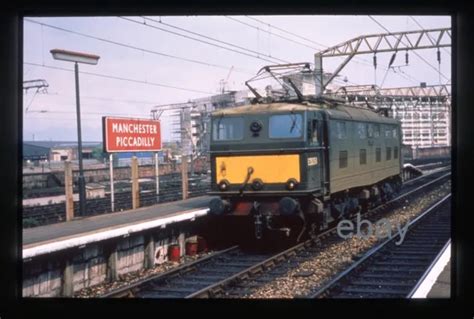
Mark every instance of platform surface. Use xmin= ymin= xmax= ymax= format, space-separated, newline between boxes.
xmin=23 ymin=195 xmax=212 ymax=247
xmin=427 ymin=259 xmax=451 ymax=298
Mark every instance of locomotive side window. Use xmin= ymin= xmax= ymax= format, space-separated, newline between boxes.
xmin=385 ymin=125 xmax=392 ymax=138
xmin=339 ymin=151 xmax=348 ymax=168
xmin=212 ymin=117 xmax=244 ymax=141
xmin=394 ymin=146 xmax=399 ymax=159
xmin=357 ymin=123 xmax=367 ymax=139
xmin=309 ymin=120 xmax=319 ymax=144
xmin=336 ymin=121 xmax=346 ymax=139
xmin=368 ymin=124 xmax=374 ymax=138
xmin=392 ymin=127 xmax=398 ymax=138
xmin=373 ymin=124 xmax=380 ymax=138
xmin=360 ymin=149 xmax=367 ymax=165
xmin=269 ymin=114 xmax=303 ymax=138
xmin=386 ymin=147 xmax=392 ymax=161
xmin=376 ymin=148 xmax=381 ymax=162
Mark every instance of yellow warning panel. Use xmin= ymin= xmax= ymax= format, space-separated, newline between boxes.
xmin=215 ymin=154 xmax=300 ymax=184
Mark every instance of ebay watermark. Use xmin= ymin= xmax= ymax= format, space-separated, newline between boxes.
xmin=336 ymin=213 xmax=410 ymax=245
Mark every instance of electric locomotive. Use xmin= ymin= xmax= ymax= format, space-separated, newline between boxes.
xmin=207 ymin=67 xmax=403 ymax=243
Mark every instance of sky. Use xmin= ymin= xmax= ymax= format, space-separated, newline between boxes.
xmin=22 ymin=15 xmax=451 ymax=142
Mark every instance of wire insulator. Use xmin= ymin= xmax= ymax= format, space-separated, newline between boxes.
xmin=405 ymin=51 xmax=409 ymax=65
xmin=389 ymin=52 xmax=396 ymax=67
xmin=373 ymin=54 xmax=377 ymax=69
xmin=437 ymin=49 xmax=441 ymax=63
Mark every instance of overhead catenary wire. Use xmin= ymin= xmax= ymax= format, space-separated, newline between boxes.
xmin=368 ymin=15 xmax=450 ymax=82
xmin=31 ymin=16 xmax=420 ymax=93
xmin=142 ymin=16 xmax=289 ymax=64
xmin=245 ymin=15 xmax=328 ymax=49
xmin=119 ymin=16 xmax=283 ymax=64
xmin=225 ymin=16 xmax=322 ymax=51
xmin=27 ymin=108 xmax=153 ymax=117
xmin=242 ymin=16 xmax=374 ymax=68
xmin=24 ymin=18 xmax=254 ymax=76
xmin=245 ymin=15 xmax=422 ymax=86
xmin=24 ymin=62 xmax=214 ymax=95
xmin=26 ymin=16 xmax=433 ymax=109
xmin=409 ymin=16 xmax=451 ymax=56
xmin=45 ymin=92 xmax=169 ymax=105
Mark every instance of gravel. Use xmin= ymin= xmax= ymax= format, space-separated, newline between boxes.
xmin=73 ymin=251 xmax=214 ymax=298
xmin=237 ymin=180 xmax=451 ymax=299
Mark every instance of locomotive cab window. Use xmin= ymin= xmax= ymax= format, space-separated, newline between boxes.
xmin=269 ymin=114 xmax=303 ymax=138
xmin=212 ymin=117 xmax=244 ymax=141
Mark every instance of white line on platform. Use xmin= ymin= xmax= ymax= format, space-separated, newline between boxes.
xmin=23 ymin=208 xmax=209 ymax=259
xmin=410 ymin=240 xmax=451 ymax=298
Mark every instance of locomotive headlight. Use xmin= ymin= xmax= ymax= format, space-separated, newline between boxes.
xmin=218 ymin=179 xmax=230 ymax=191
xmin=251 ymin=178 xmax=264 ymax=190
xmin=286 ymin=178 xmax=298 ymax=190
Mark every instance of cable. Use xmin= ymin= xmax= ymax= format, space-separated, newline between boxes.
xmin=225 ymin=16 xmax=321 ymax=51
xmin=25 ymin=90 xmax=39 ymax=113
xmin=46 ymin=92 xmax=162 ymax=105
xmin=245 ymin=16 xmax=420 ymax=85
xmin=27 ymin=108 xmax=151 ymax=117
xmin=24 ymin=18 xmax=254 ymax=76
xmin=119 ymin=16 xmax=281 ymax=64
xmin=409 ymin=16 xmax=451 ymax=56
xmin=24 ymin=62 xmax=214 ymax=95
xmin=41 ymin=24 xmax=45 ymax=65
xmin=245 ymin=16 xmax=328 ymax=49
xmin=391 ymin=66 xmax=419 ymax=85
xmin=368 ymin=15 xmax=450 ymax=82
xmin=142 ymin=16 xmax=288 ymax=64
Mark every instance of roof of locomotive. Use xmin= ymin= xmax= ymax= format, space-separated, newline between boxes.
xmin=211 ymin=101 xmax=399 ymax=125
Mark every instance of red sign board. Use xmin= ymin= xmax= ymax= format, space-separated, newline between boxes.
xmin=102 ymin=117 xmax=161 ymax=152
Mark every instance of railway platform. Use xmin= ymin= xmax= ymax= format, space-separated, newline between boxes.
xmin=23 ymin=195 xmax=211 ymax=258
xmin=427 ymin=259 xmax=450 ymax=298
xmin=411 ymin=241 xmax=451 ymax=298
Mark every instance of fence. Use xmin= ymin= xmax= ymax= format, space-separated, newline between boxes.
xmin=23 ymin=157 xmax=210 ymax=228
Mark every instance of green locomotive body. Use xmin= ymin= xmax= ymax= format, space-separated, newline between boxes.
xmin=208 ymin=100 xmax=402 ymax=242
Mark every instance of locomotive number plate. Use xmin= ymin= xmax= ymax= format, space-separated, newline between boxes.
xmin=307 ymin=157 xmax=318 ymax=166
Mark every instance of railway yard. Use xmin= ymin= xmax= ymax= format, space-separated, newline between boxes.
xmin=22 ymin=161 xmax=452 ymax=299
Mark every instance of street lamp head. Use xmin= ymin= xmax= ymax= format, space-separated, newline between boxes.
xmin=50 ymin=49 xmax=100 ymax=65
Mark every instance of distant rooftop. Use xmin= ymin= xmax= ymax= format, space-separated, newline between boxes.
xmin=24 ymin=141 xmax=102 ymax=149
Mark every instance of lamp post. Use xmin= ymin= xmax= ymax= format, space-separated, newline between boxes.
xmin=50 ymin=49 xmax=100 ymax=217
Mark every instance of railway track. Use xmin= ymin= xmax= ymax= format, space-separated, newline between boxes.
xmin=101 ymin=246 xmax=273 ymax=298
xmin=217 ymin=173 xmax=451 ymax=298
xmin=307 ymin=194 xmax=451 ymax=298
xmin=102 ymin=170 xmax=450 ymax=298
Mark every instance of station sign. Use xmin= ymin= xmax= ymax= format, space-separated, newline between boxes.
xmin=102 ymin=117 xmax=161 ymax=153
